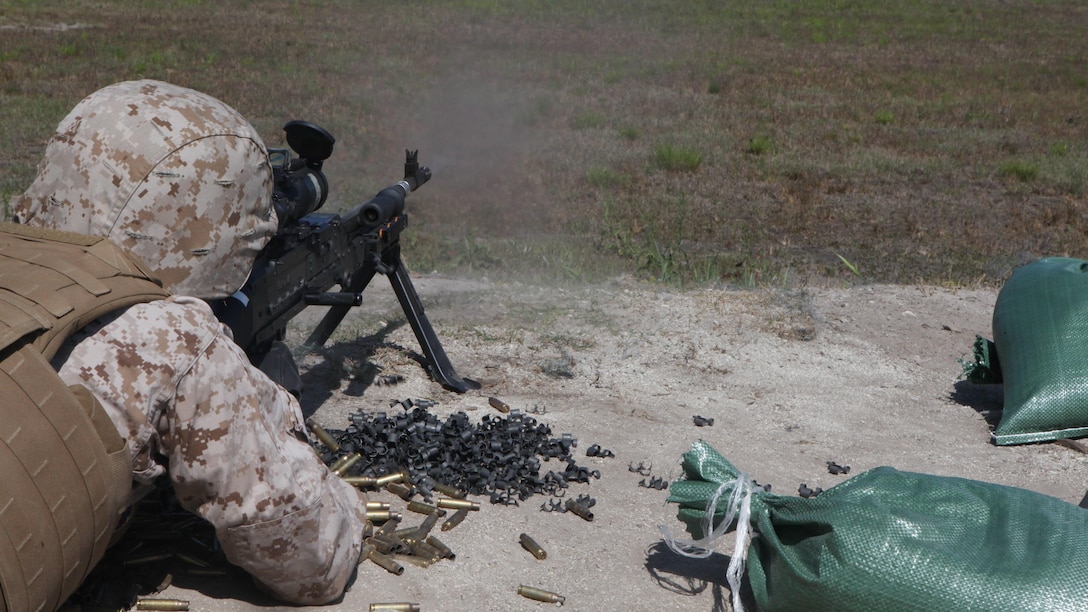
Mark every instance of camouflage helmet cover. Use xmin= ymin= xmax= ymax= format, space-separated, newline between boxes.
xmin=12 ymin=80 xmax=277 ymax=299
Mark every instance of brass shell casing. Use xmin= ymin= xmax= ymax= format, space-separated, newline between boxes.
xmin=564 ymin=499 xmax=594 ymax=521
xmin=436 ymin=497 xmax=479 ymax=511
xmin=375 ymin=471 xmax=408 ymax=486
xmin=342 ymin=475 xmax=379 ymax=488
xmin=426 ymin=535 xmax=455 ymax=560
xmin=369 ymin=603 xmax=421 ymax=612
xmin=406 ymin=500 xmax=446 ymax=516
xmin=331 ymin=453 xmax=362 ymax=476
xmin=487 ymin=396 xmax=511 ymax=413
xmin=431 ymin=481 xmax=466 ymax=499
xmin=519 ymin=532 xmax=547 ymax=560
xmin=441 ymin=508 xmax=469 ymax=531
xmin=369 ymin=549 xmax=405 ymax=575
xmin=518 ymin=585 xmax=565 ymax=605
xmin=306 ymin=419 xmax=341 ymax=452
xmin=135 ymin=600 xmax=191 ymax=611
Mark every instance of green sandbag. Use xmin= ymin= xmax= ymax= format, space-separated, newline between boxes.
xmin=667 ymin=440 xmax=1088 ymax=612
xmin=990 ymin=257 xmax=1088 ymax=445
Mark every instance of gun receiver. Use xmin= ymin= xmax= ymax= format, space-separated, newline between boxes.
xmin=211 ymin=121 xmax=474 ymax=393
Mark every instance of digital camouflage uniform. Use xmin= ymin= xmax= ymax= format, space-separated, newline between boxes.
xmin=11 ymin=80 xmax=368 ymax=605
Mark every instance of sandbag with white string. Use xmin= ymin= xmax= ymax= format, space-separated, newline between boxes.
xmin=663 ymin=440 xmax=1088 ymax=612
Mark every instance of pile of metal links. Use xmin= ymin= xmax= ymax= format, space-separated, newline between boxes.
xmin=313 ymin=401 xmax=602 ymax=507
xmin=306 ymin=399 xmax=605 ymax=591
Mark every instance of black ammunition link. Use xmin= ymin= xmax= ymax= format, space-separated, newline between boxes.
xmin=321 ymin=405 xmax=600 ymax=506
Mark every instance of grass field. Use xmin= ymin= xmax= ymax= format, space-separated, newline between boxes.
xmin=1 ymin=0 xmax=1086 ymax=287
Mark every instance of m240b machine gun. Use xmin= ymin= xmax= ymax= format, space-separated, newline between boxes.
xmin=211 ymin=120 xmax=474 ymax=393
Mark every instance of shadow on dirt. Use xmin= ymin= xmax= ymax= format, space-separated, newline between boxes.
xmin=297 ymin=319 xmax=422 ymax=418
xmin=947 ymin=380 xmax=1004 ymax=428
xmin=644 ymin=541 xmax=753 ymax=612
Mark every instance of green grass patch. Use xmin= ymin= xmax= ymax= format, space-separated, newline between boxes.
xmin=653 ymin=144 xmax=703 ymax=172
xmin=998 ymin=160 xmax=1039 ymax=183
xmin=1 ymin=0 xmax=1086 ymax=288
xmin=746 ymin=135 xmax=775 ymax=156
xmin=586 ymin=167 xmax=628 ymax=189
xmin=1049 ymin=141 xmax=1070 ymax=157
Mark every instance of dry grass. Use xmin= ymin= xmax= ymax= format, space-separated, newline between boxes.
xmin=1 ymin=0 xmax=1086 ymax=287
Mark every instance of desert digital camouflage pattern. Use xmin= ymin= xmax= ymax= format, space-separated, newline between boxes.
xmin=54 ymin=297 xmax=368 ymax=604
xmin=12 ymin=80 xmax=277 ymax=299
xmin=8 ymin=80 xmax=368 ymax=605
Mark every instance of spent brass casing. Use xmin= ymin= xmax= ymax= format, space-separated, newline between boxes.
xmin=174 ymin=552 xmax=211 ymax=568
xmin=441 ymin=508 xmax=469 ymax=531
xmin=386 ymin=482 xmax=414 ymax=500
xmin=436 ymin=497 xmax=479 ymax=511
xmin=306 ymin=419 xmax=341 ymax=452
xmin=123 ymin=553 xmax=173 ymax=566
xmin=406 ymin=500 xmax=444 ymax=516
xmin=367 ymin=534 xmax=407 ymax=556
xmin=343 ymin=475 xmax=379 ymax=488
xmin=135 ymin=600 xmax=190 ymax=611
xmin=392 ymin=553 xmax=434 ymax=568
xmin=359 ymin=541 xmax=377 ymax=563
xmin=326 ymin=454 xmax=350 ymax=473
xmin=488 ymin=396 xmax=511 ymax=413
xmin=368 ymin=549 xmax=405 ymax=575
xmin=369 ymin=603 xmax=421 ymax=612
xmin=410 ymin=540 xmax=443 ymax=562
xmin=431 ymin=481 xmax=466 ymax=499
xmin=565 ymin=499 xmax=594 ymax=521
xmin=367 ymin=510 xmax=402 ymax=524
xmin=519 ymin=533 xmax=547 ymax=560
xmin=414 ymin=511 xmax=440 ymax=541
xmin=376 ymin=533 xmax=410 ymax=553
xmin=426 ymin=535 xmax=455 ymax=560
xmin=332 ymin=453 xmax=362 ymax=476
xmin=375 ymin=471 xmax=406 ymax=486
xmin=376 ymin=517 xmax=401 ymax=538
xmin=327 ymin=452 xmax=355 ymax=474
xmin=394 ymin=527 xmax=421 ymax=547
xmin=153 ymin=573 xmax=173 ymax=593
xmin=518 ymin=585 xmax=565 ymax=605
xmin=366 ymin=501 xmax=391 ymax=512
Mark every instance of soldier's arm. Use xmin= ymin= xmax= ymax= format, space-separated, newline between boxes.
xmin=162 ymin=302 xmax=368 ymax=604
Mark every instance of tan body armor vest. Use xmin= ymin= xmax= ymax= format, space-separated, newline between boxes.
xmin=0 ymin=222 xmax=169 ymax=612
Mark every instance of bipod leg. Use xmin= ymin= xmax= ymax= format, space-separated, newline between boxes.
xmin=388 ymin=256 xmax=476 ymax=393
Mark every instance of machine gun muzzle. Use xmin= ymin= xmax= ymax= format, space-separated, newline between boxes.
xmin=360 ymin=150 xmax=431 ymax=225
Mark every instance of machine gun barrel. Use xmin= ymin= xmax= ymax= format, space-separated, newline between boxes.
xmin=359 ymin=150 xmax=431 ymax=226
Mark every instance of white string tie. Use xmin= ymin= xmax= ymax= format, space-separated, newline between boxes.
xmin=659 ymin=474 xmax=755 ymax=612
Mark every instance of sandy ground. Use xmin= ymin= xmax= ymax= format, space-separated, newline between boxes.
xmin=144 ymin=275 xmax=1086 ymax=611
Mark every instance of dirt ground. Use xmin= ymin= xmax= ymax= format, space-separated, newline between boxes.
xmin=150 ymin=275 xmax=1086 ymax=611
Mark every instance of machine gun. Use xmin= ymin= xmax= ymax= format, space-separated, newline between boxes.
xmin=210 ymin=120 xmax=474 ymax=393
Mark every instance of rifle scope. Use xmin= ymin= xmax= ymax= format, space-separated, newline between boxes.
xmin=269 ymin=120 xmax=335 ymax=228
